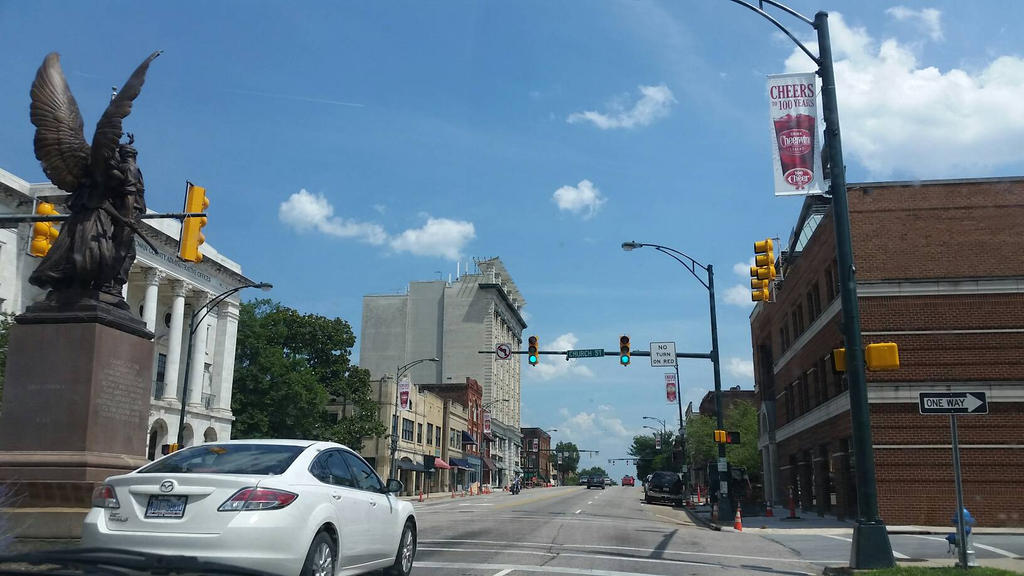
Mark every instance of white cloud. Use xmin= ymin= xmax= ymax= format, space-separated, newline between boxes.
xmin=726 ymin=357 xmax=754 ymax=380
xmin=552 ymin=180 xmax=606 ymax=219
xmin=733 ymin=260 xmax=754 ymax=277
xmin=279 ymin=189 xmax=387 ymax=244
xmin=558 ymin=407 xmax=634 ymax=441
xmin=567 ymin=84 xmax=676 ymax=130
xmin=784 ymin=12 xmax=1024 ymax=178
xmin=724 ymin=284 xmax=754 ymax=307
xmin=280 ymin=190 xmax=474 ymax=260
xmin=886 ymin=6 xmax=943 ymax=41
xmin=530 ymin=333 xmax=596 ymax=381
xmin=389 ymin=217 xmax=475 ymax=260
xmin=372 ymin=204 xmax=387 ymax=215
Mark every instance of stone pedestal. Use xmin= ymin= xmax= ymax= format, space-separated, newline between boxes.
xmin=0 ymin=318 xmax=154 ymax=538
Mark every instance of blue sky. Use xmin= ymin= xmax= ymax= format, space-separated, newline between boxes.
xmin=3 ymin=1 xmax=1024 ymax=478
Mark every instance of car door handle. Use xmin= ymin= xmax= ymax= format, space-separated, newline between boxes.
xmin=331 ymin=492 xmax=342 ymax=500
xmin=370 ymin=500 xmax=378 ymax=508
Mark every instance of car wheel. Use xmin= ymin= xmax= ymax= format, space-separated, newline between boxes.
xmin=384 ymin=520 xmax=416 ymax=576
xmin=644 ymin=495 xmax=652 ymax=505
xmin=301 ymin=530 xmax=335 ymax=576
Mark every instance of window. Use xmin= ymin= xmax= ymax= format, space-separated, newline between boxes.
xmin=435 ymin=427 xmax=441 ymax=447
xmin=810 ymin=282 xmax=822 ymax=317
xmin=402 ymin=418 xmax=414 ymax=442
xmin=785 ymin=383 xmax=795 ymax=422
xmin=139 ymin=443 xmax=303 ymax=475
xmin=417 ymin=423 xmax=423 ymax=444
xmin=156 ymin=353 xmax=167 ymax=384
xmin=427 ymin=423 xmax=434 ymax=445
xmin=342 ymin=451 xmax=383 ymax=493
xmin=450 ymin=429 xmax=461 ymax=449
xmin=799 ymin=373 xmax=810 ymax=413
xmin=310 ymin=450 xmax=354 ymax=487
xmin=808 ymin=368 xmax=820 ymax=407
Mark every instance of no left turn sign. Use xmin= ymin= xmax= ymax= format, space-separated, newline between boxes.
xmin=496 ymin=343 xmax=512 ymax=360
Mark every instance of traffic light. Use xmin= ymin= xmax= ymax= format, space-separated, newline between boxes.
xmin=619 ymin=335 xmax=630 ymax=366
xmin=714 ymin=430 xmax=741 ymax=444
xmin=655 ymin=436 xmax=662 ymax=450
xmin=179 ymin=182 xmax=209 ymax=262
xmin=832 ymin=343 xmax=900 ymax=372
xmin=750 ymin=238 xmax=776 ymax=301
xmin=528 ymin=336 xmax=539 ymax=366
xmin=28 ymin=202 xmax=60 ymax=257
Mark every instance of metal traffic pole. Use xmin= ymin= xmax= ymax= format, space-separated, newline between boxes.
xmin=950 ymin=415 xmax=968 ymax=569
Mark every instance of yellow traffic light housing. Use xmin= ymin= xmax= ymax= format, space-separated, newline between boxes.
xmin=832 ymin=348 xmax=846 ymax=372
xmin=714 ymin=429 xmax=726 ymax=443
xmin=528 ymin=336 xmax=539 ymax=366
xmin=29 ymin=202 xmax=60 ymax=257
xmin=179 ymin=182 xmax=209 ymax=262
xmin=619 ymin=335 xmax=630 ymax=366
xmin=750 ymin=238 xmax=776 ymax=301
xmin=714 ymin=429 xmax=740 ymax=444
xmin=865 ymin=342 xmax=900 ymax=371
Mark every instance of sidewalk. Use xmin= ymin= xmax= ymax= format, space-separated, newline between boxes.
xmin=687 ymin=503 xmax=1024 ymax=535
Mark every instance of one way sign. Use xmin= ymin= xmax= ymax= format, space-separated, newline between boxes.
xmin=918 ymin=391 xmax=988 ymax=415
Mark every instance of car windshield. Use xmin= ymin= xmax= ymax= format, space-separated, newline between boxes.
xmin=139 ymin=444 xmax=304 ymax=475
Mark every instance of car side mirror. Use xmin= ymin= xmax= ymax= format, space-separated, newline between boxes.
xmin=385 ymin=479 xmax=403 ymax=494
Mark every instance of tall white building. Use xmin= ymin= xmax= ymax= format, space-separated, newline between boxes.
xmin=0 ymin=167 xmax=252 ymax=458
xmin=360 ymin=257 xmax=527 ymax=486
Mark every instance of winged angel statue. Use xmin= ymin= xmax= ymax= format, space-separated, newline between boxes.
xmin=28 ymin=51 xmax=160 ymax=310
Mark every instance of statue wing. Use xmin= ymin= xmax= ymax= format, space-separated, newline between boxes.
xmin=90 ymin=51 xmax=162 ymax=181
xmin=29 ymin=53 xmax=91 ymax=193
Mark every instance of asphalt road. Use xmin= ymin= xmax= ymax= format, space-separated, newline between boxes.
xmin=761 ymin=531 xmax=1024 ymax=564
xmin=406 ymin=486 xmax=826 ymax=576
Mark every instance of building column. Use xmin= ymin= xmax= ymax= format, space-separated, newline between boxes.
xmin=212 ymin=300 xmax=240 ymax=414
xmin=187 ymin=291 xmax=210 ymax=407
xmin=142 ymin=268 xmax=163 ymax=332
xmin=162 ymin=280 xmax=188 ymax=402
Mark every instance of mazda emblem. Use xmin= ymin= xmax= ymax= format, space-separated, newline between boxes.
xmin=159 ymin=480 xmax=174 ymax=493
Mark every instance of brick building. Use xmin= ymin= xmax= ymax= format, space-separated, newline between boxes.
xmin=520 ymin=427 xmax=552 ymax=484
xmin=420 ymin=378 xmax=490 ymax=486
xmin=753 ymin=177 xmax=1024 ymax=527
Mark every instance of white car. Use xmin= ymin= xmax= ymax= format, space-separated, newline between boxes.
xmin=81 ymin=439 xmax=417 ymax=576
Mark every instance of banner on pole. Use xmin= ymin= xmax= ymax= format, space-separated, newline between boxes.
xmin=532 ymin=438 xmax=539 ymax=452
xmin=483 ymin=411 xmax=492 ymax=435
xmin=767 ymin=72 xmax=824 ymax=196
xmin=398 ymin=377 xmax=412 ymax=410
xmin=665 ymin=373 xmax=678 ymax=405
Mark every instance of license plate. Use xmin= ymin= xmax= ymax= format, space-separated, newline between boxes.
xmin=145 ymin=495 xmax=187 ymax=518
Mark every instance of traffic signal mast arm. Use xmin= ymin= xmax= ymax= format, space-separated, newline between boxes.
xmin=477 ymin=349 xmax=713 ymax=359
xmin=0 ymin=211 xmax=207 ymax=226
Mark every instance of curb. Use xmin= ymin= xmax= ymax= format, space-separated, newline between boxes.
xmin=682 ymin=507 xmax=721 ymax=531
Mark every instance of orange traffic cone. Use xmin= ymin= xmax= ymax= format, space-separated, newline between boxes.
xmin=734 ymin=507 xmax=743 ymax=531
xmin=765 ymin=502 xmax=773 ymax=517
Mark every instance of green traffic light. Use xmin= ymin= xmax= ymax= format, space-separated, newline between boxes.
xmin=621 ymin=355 xmax=630 ymax=365
xmin=529 ymin=354 xmax=537 ymax=364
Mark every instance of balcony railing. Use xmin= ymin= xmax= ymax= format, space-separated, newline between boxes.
xmin=153 ymin=380 xmax=165 ymax=400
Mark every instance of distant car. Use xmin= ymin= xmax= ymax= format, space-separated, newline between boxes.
xmin=82 ymin=439 xmax=418 ymax=576
xmin=579 ymin=475 xmax=589 ymax=486
xmin=603 ymin=477 xmax=613 ymax=486
xmin=644 ymin=470 xmax=685 ymax=506
xmin=622 ymin=476 xmax=635 ymax=487
xmin=586 ymin=475 xmax=605 ymax=490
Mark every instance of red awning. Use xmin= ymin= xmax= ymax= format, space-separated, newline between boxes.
xmin=433 ymin=457 xmax=451 ymax=469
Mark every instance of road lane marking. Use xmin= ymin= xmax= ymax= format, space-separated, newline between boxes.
xmin=415 ymin=561 xmax=707 ymax=576
xmin=419 ymin=539 xmax=841 ymax=564
xmin=492 ymin=570 xmax=513 ymax=576
xmin=575 ymin=509 xmax=582 ymax=514
xmin=820 ymin=534 xmax=911 ymax=559
xmin=973 ymin=543 xmax=1019 ymax=558
xmin=587 ymin=501 xmax=593 ymax=504
xmin=418 ymin=549 xmax=724 ymax=570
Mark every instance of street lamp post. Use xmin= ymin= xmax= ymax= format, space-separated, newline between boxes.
xmin=176 ymin=281 xmax=272 ymax=448
xmin=716 ymin=1 xmax=894 ymax=568
xmin=622 ymin=241 xmax=728 ymax=522
xmin=389 ymin=357 xmax=440 ymax=481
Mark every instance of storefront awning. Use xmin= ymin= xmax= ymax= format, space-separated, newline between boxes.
xmin=397 ymin=458 xmax=426 ymax=472
xmin=449 ymin=457 xmax=472 ymax=469
xmin=433 ymin=457 xmax=451 ymax=469
xmin=481 ymin=456 xmax=497 ymax=470
xmin=461 ymin=431 xmax=478 ymax=445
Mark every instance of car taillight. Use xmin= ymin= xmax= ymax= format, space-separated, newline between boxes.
xmin=91 ymin=484 xmax=120 ymax=509
xmin=218 ymin=487 xmax=298 ymax=512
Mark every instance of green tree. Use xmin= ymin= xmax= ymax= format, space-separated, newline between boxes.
xmin=725 ymin=400 xmax=761 ymax=476
xmin=577 ymin=466 xmax=607 ymax=478
xmin=232 ymin=299 xmax=384 ymax=448
xmin=554 ymin=441 xmax=580 ymax=474
xmin=685 ymin=414 xmax=717 ymax=473
xmin=629 ymin=431 xmax=676 ymax=479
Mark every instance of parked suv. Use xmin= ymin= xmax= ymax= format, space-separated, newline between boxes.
xmin=586 ymin=475 xmax=605 ymax=490
xmin=644 ymin=470 xmax=684 ymax=506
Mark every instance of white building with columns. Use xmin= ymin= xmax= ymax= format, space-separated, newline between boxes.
xmin=0 ymin=167 xmax=252 ymax=460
